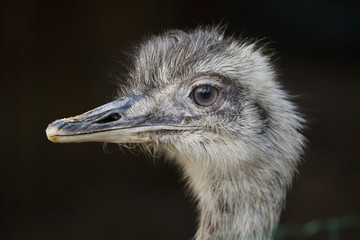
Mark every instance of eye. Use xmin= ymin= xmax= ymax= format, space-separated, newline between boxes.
xmin=192 ymin=85 xmax=219 ymax=106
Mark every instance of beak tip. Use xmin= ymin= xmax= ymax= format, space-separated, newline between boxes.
xmin=48 ymin=135 xmax=60 ymax=143
xmin=46 ymin=123 xmax=60 ymax=143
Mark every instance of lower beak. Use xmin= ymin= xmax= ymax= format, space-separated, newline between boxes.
xmin=46 ymin=94 xmax=190 ymax=144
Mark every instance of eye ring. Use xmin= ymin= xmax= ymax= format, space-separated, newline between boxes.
xmin=191 ymin=85 xmax=219 ymax=107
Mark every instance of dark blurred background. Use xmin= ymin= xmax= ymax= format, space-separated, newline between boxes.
xmin=1 ymin=1 xmax=359 ymax=239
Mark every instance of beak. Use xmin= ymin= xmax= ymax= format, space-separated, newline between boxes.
xmin=46 ymin=94 xmax=191 ymax=144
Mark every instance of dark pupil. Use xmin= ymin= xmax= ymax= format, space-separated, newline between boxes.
xmin=192 ymin=85 xmax=218 ymax=106
xmin=198 ymin=86 xmax=212 ymax=99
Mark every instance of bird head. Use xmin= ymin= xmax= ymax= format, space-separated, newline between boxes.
xmin=46 ymin=27 xmax=304 ymax=173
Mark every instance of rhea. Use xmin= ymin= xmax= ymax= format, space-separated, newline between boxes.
xmin=46 ymin=27 xmax=305 ymax=240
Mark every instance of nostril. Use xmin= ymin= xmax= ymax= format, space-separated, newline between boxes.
xmin=95 ymin=113 xmax=122 ymax=124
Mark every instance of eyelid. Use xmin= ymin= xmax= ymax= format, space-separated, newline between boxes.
xmin=180 ymin=74 xmax=228 ymax=108
xmin=188 ymin=80 xmax=223 ymax=96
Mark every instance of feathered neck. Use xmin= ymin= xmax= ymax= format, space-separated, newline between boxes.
xmin=174 ymin=150 xmax=291 ymax=240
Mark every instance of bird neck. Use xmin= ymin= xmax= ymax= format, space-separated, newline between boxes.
xmin=181 ymin=159 xmax=287 ymax=240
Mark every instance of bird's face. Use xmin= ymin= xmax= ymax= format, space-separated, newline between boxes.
xmin=46 ymin=29 xmax=278 ymax=167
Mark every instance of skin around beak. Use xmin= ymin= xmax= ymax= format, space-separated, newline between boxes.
xmin=46 ymin=94 xmax=191 ymax=144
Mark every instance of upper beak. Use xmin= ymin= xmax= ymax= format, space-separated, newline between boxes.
xmin=46 ymin=94 xmax=190 ymax=144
